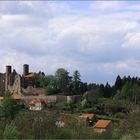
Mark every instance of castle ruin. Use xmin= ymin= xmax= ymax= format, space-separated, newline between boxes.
xmin=0 ymin=64 xmax=45 ymax=95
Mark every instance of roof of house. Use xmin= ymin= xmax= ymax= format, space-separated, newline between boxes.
xmin=0 ymin=96 xmax=4 ymax=100
xmin=80 ymin=114 xmax=95 ymax=119
xmin=28 ymin=99 xmax=44 ymax=105
xmin=24 ymin=72 xmax=37 ymax=78
xmin=0 ymin=93 xmax=22 ymax=100
xmin=93 ymin=120 xmax=111 ymax=129
xmin=12 ymin=93 xmax=22 ymax=100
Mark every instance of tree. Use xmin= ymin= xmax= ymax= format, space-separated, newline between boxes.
xmin=130 ymin=84 xmax=140 ymax=104
xmin=72 ymin=70 xmax=81 ymax=95
xmin=103 ymin=82 xmax=112 ymax=98
xmin=37 ymin=75 xmax=48 ymax=88
xmin=55 ymin=68 xmax=71 ymax=95
xmin=45 ymin=75 xmax=60 ymax=95
xmin=84 ymin=88 xmax=103 ymax=103
xmin=114 ymin=75 xmax=122 ymax=90
xmin=1 ymin=92 xmax=23 ymax=119
xmin=79 ymin=82 xmax=87 ymax=95
xmin=120 ymin=82 xmax=140 ymax=104
xmin=87 ymin=83 xmax=98 ymax=90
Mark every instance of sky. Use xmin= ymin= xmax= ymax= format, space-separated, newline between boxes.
xmin=0 ymin=1 xmax=140 ymax=85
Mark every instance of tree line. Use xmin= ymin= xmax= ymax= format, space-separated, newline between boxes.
xmin=36 ymin=68 xmax=87 ymax=95
xmin=36 ymin=68 xmax=140 ymax=104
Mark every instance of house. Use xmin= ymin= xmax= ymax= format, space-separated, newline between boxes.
xmin=93 ymin=120 xmax=112 ymax=133
xmin=80 ymin=113 xmax=95 ymax=119
xmin=12 ymin=92 xmax=22 ymax=100
xmin=27 ymin=99 xmax=45 ymax=111
xmin=0 ymin=97 xmax=4 ymax=100
xmin=0 ymin=92 xmax=22 ymax=101
xmin=0 ymin=97 xmax=4 ymax=104
xmin=79 ymin=113 xmax=96 ymax=126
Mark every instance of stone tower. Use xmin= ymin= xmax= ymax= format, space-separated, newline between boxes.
xmin=5 ymin=65 xmax=12 ymax=91
xmin=23 ymin=64 xmax=29 ymax=76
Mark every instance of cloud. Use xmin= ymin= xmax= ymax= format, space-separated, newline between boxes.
xmin=122 ymin=32 xmax=140 ymax=48
xmin=0 ymin=1 xmax=140 ymax=84
xmin=90 ymin=1 xmax=127 ymax=11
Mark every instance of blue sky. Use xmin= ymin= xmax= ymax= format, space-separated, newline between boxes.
xmin=0 ymin=1 xmax=140 ymax=84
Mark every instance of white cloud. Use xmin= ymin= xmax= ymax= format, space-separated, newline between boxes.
xmin=90 ymin=1 xmax=127 ymax=11
xmin=122 ymin=32 xmax=140 ymax=48
xmin=0 ymin=1 xmax=140 ymax=84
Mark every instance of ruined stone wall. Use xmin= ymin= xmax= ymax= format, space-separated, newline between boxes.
xmin=56 ymin=95 xmax=67 ymax=102
xmin=22 ymin=95 xmax=69 ymax=104
xmin=67 ymin=96 xmax=74 ymax=103
xmin=22 ymin=95 xmax=57 ymax=104
xmin=8 ymin=75 xmax=22 ymax=94
xmin=0 ymin=73 xmax=5 ymax=92
xmin=73 ymin=95 xmax=81 ymax=102
xmin=45 ymin=96 xmax=57 ymax=103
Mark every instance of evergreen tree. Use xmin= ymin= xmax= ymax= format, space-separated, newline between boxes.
xmin=103 ymin=82 xmax=112 ymax=98
xmin=114 ymin=75 xmax=122 ymax=90
xmin=2 ymin=92 xmax=23 ymax=119
xmin=72 ymin=70 xmax=81 ymax=95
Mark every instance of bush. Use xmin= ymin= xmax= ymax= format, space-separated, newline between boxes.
xmin=3 ymin=121 xmax=20 ymax=139
xmin=114 ymin=112 xmax=125 ymax=119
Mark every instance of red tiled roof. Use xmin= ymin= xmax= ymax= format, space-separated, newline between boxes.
xmin=25 ymin=72 xmax=37 ymax=78
xmin=28 ymin=99 xmax=43 ymax=105
xmin=80 ymin=114 xmax=95 ymax=119
xmin=12 ymin=93 xmax=22 ymax=100
xmin=0 ymin=96 xmax=4 ymax=100
xmin=93 ymin=120 xmax=111 ymax=129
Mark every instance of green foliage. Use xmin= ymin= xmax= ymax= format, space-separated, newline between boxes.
xmin=0 ymin=109 xmax=138 ymax=139
xmin=55 ymin=68 xmax=71 ymax=95
xmin=116 ymin=107 xmax=140 ymax=139
xmin=103 ymin=82 xmax=113 ymax=98
xmin=45 ymin=75 xmax=60 ymax=95
xmin=54 ymin=101 xmax=76 ymax=112
xmin=14 ymin=111 xmax=57 ymax=139
xmin=45 ymin=85 xmax=59 ymax=95
xmin=121 ymin=82 xmax=140 ymax=104
xmin=3 ymin=121 xmax=20 ymax=139
xmin=84 ymin=88 xmax=103 ymax=103
xmin=0 ymin=121 xmax=6 ymax=138
xmin=37 ymin=74 xmax=48 ymax=87
xmin=72 ymin=70 xmax=81 ymax=95
xmin=114 ymin=75 xmax=122 ymax=90
xmin=0 ymin=70 xmax=139 ymax=139
xmin=1 ymin=92 xmax=23 ymax=119
xmin=114 ymin=112 xmax=125 ymax=119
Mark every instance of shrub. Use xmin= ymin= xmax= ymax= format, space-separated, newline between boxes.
xmin=3 ymin=121 xmax=20 ymax=139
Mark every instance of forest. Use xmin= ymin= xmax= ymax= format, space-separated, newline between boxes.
xmin=0 ymin=68 xmax=139 ymax=139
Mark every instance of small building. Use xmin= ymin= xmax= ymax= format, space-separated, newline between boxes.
xmin=0 ymin=96 xmax=4 ymax=103
xmin=0 ymin=97 xmax=4 ymax=100
xmin=79 ymin=114 xmax=96 ymax=127
xmin=0 ymin=92 xmax=22 ymax=101
xmin=28 ymin=99 xmax=45 ymax=111
xmin=12 ymin=92 xmax=22 ymax=100
xmin=93 ymin=120 xmax=112 ymax=133
xmin=80 ymin=114 xmax=96 ymax=119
